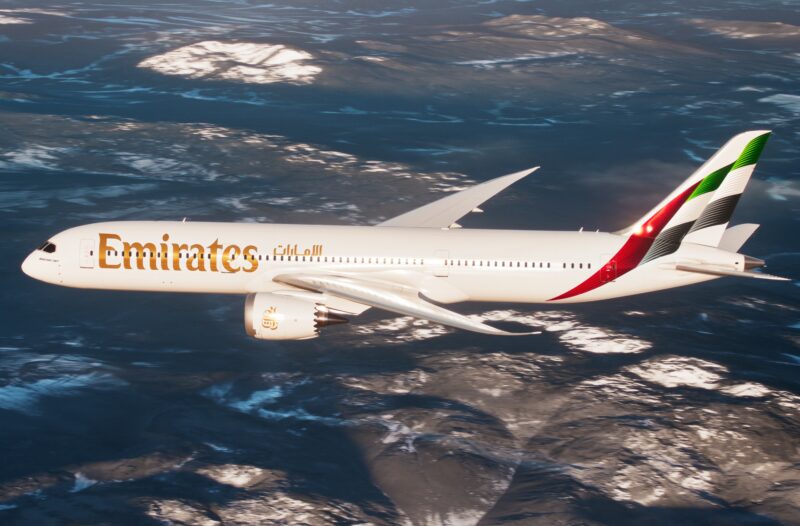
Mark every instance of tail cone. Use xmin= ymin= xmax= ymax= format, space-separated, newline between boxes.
xmin=744 ymin=255 xmax=766 ymax=270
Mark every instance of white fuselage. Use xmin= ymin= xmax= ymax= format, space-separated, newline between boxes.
xmin=21 ymin=221 xmax=715 ymax=305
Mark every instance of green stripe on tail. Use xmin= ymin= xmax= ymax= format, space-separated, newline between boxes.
xmin=687 ymin=163 xmax=732 ymax=200
xmin=731 ymin=132 xmax=770 ymax=171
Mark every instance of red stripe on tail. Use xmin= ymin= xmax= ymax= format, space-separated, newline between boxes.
xmin=548 ymin=183 xmax=698 ymax=301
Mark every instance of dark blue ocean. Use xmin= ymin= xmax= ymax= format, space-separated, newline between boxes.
xmin=1 ymin=1 xmax=799 ymax=524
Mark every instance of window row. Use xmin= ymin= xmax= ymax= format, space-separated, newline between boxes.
xmin=446 ymin=259 xmax=592 ymax=270
xmin=101 ymin=250 xmax=592 ymax=270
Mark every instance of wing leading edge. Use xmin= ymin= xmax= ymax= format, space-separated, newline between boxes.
xmin=274 ymin=273 xmax=538 ymax=336
xmin=377 ymin=166 xmax=538 ymax=229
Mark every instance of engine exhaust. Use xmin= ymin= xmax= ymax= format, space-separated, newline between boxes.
xmin=314 ymin=306 xmax=349 ymax=328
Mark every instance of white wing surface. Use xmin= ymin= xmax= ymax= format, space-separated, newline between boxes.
xmin=274 ymin=272 xmax=538 ymax=335
xmin=377 ymin=166 xmax=538 ymax=229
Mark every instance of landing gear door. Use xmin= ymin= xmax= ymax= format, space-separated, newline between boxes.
xmin=79 ymin=239 xmax=94 ymax=269
xmin=434 ymin=250 xmax=449 ymax=277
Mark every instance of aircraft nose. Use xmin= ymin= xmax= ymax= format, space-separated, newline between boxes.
xmin=21 ymin=252 xmax=40 ymax=280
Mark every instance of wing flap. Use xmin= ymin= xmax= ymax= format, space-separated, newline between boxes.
xmin=377 ymin=166 xmax=538 ymax=229
xmin=274 ymin=273 xmax=538 ymax=335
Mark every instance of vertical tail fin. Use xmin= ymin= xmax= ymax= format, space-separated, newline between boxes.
xmin=550 ymin=132 xmax=772 ymax=301
xmin=681 ymin=132 xmax=770 ymax=246
xmin=620 ymin=130 xmax=771 ymax=264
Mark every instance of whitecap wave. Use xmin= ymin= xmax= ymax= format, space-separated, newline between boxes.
xmin=69 ymin=472 xmax=98 ymax=493
xmin=478 ymin=310 xmax=652 ymax=354
xmin=138 ymin=41 xmax=322 ymax=85
xmin=212 ymin=493 xmax=368 ymax=524
xmin=146 ymin=499 xmax=219 ymax=526
xmin=628 ymin=356 xmax=725 ymax=389
xmin=688 ymin=18 xmax=800 ymax=39
xmin=195 ymin=464 xmax=277 ymax=488
xmin=0 ymin=14 xmax=30 ymax=24
xmin=0 ymin=145 xmax=69 ymax=171
xmin=0 ymin=373 xmax=122 ymax=413
xmin=759 ymin=93 xmax=800 ymax=116
xmin=202 ymin=381 xmax=339 ymax=425
xmin=351 ymin=309 xmax=651 ymax=354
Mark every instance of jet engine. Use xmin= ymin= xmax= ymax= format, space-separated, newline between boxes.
xmin=244 ymin=293 xmax=348 ymax=340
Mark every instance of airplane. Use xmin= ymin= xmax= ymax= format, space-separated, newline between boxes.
xmin=21 ymin=130 xmax=789 ymax=340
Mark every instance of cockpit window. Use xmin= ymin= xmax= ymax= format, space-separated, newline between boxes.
xmin=38 ymin=242 xmax=56 ymax=253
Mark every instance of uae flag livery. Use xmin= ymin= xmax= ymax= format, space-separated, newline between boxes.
xmin=550 ymin=131 xmax=770 ymax=301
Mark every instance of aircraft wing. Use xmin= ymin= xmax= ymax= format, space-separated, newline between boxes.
xmin=274 ymin=272 xmax=538 ymax=335
xmin=377 ymin=166 xmax=538 ymax=229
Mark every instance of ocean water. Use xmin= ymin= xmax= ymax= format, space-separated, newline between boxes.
xmin=1 ymin=1 xmax=799 ymax=524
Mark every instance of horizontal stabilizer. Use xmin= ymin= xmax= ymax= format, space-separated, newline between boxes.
xmin=675 ymin=263 xmax=789 ymax=281
xmin=377 ymin=166 xmax=538 ymax=229
xmin=717 ymin=223 xmax=759 ymax=253
xmin=275 ymin=272 xmax=539 ymax=335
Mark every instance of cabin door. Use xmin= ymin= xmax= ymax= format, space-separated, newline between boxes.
xmin=79 ymin=239 xmax=95 ymax=268
xmin=434 ymin=250 xmax=449 ymax=277
xmin=600 ymin=257 xmax=617 ymax=283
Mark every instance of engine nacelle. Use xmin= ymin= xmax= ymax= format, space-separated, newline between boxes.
xmin=244 ymin=293 xmax=348 ymax=340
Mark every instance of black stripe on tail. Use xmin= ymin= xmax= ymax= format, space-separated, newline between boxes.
xmin=640 ymin=222 xmax=693 ymax=264
xmin=688 ymin=194 xmax=741 ymax=233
